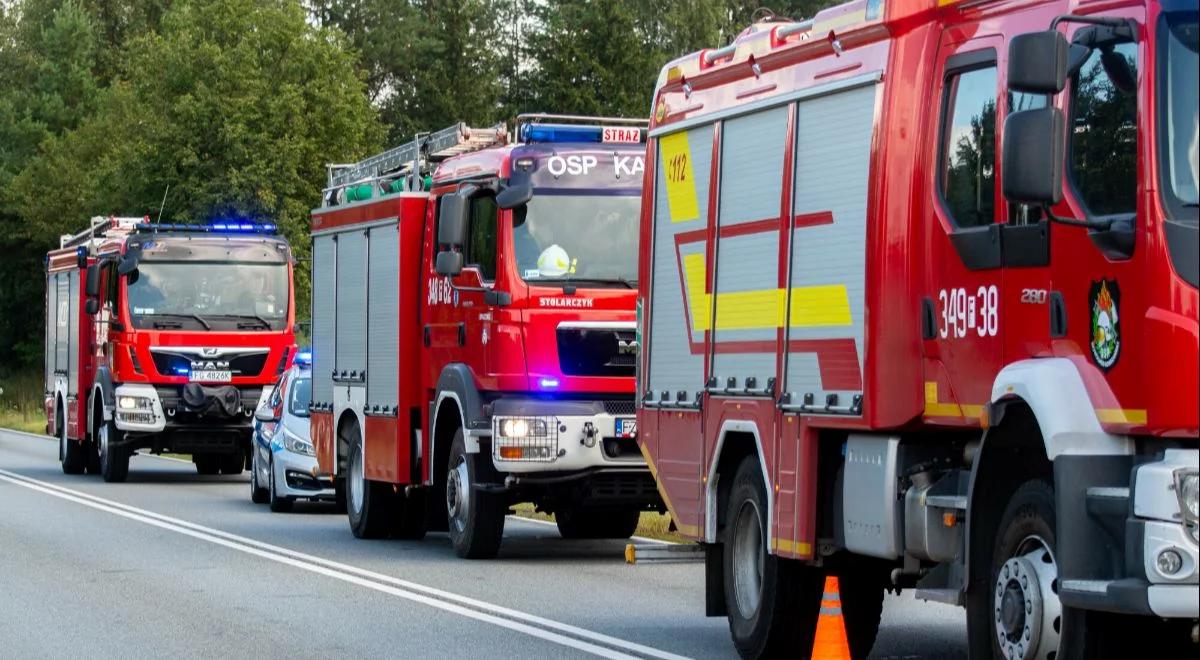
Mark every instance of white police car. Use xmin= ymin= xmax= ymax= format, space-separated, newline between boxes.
xmin=250 ymin=354 xmax=334 ymax=511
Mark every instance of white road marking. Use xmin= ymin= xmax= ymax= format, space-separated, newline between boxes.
xmin=0 ymin=466 xmax=689 ymax=660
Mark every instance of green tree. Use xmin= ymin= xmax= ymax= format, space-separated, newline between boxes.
xmin=10 ymin=0 xmax=383 ymax=328
xmin=0 ymin=0 xmax=105 ymax=365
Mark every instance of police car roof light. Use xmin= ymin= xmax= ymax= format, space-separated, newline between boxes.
xmin=295 ymin=350 xmax=313 ymax=366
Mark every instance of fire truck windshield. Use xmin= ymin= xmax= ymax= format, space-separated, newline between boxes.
xmin=1160 ymin=12 xmax=1199 ymax=216
xmin=511 ymin=193 xmax=639 ymax=286
xmin=126 ymin=262 xmax=289 ymax=331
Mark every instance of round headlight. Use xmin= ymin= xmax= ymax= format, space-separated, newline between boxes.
xmin=1156 ymin=549 xmax=1183 ymax=576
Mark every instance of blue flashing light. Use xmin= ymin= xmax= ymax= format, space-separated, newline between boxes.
xmin=295 ymin=350 xmax=312 ymax=366
xmin=174 ymin=367 xmax=190 ymax=375
xmin=134 ymin=222 xmax=279 ymax=235
xmin=523 ymin=124 xmax=603 ymax=144
xmin=538 ymin=377 xmax=560 ymax=389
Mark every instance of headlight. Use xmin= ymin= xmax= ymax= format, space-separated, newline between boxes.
xmin=1176 ymin=470 xmax=1198 ymax=542
xmin=283 ymin=430 xmax=315 ymax=457
xmin=118 ymin=396 xmax=152 ymax=410
xmin=499 ymin=418 xmax=549 ymax=438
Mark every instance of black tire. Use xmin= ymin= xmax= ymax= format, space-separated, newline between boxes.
xmin=837 ymin=570 xmax=885 ymax=660
xmin=268 ymin=458 xmax=293 ymax=513
xmin=345 ymin=420 xmax=396 ymax=538
xmin=333 ymin=478 xmax=347 ymax=513
xmin=59 ymin=404 xmax=86 ymax=475
xmin=969 ymin=479 xmax=1129 ymax=660
xmin=193 ymin=453 xmax=221 ymax=475
xmin=219 ymin=451 xmax=244 ymax=475
xmin=722 ymin=457 xmax=823 ymax=658
xmin=556 ymin=507 xmax=641 ymax=540
xmin=445 ymin=429 xmax=505 ymax=559
xmin=95 ymin=416 xmax=129 ymax=483
xmin=250 ymin=448 xmax=269 ymax=504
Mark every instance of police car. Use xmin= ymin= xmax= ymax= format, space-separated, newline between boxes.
xmin=250 ymin=352 xmax=335 ymax=511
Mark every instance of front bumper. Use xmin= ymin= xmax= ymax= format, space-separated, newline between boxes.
xmin=488 ymin=397 xmax=644 ymax=474
xmin=112 ymin=383 xmax=267 ymax=434
xmin=1059 ymin=449 xmax=1198 ymax=619
xmin=272 ymin=447 xmax=335 ymax=500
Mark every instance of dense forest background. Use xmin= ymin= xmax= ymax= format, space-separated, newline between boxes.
xmin=0 ymin=0 xmax=828 ymax=370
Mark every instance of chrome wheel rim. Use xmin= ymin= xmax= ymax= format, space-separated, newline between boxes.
xmin=994 ymin=534 xmax=1062 ymax=660
xmin=98 ymin=422 xmax=109 ymax=466
xmin=349 ymin=439 xmax=364 ymax=515
xmin=731 ymin=498 xmax=765 ymax=619
xmin=446 ymin=459 xmax=470 ymax=533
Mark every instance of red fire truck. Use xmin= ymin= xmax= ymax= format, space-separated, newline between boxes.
xmin=46 ymin=217 xmax=297 ymax=482
xmin=637 ymin=0 xmax=1198 ymax=657
xmin=309 ymin=116 xmax=660 ymax=558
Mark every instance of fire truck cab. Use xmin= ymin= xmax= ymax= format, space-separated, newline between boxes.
xmin=310 ymin=116 xmax=661 ymax=559
xmin=638 ymin=0 xmax=1197 ymax=657
xmin=46 ymin=217 xmax=297 ymax=482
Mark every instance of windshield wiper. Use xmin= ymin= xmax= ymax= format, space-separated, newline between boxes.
xmin=534 ymin=277 xmax=637 ymax=289
xmin=144 ymin=313 xmax=211 ymax=330
xmin=219 ymin=314 xmax=274 ymax=329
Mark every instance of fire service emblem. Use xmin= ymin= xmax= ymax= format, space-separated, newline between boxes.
xmin=1088 ymin=279 xmax=1121 ymax=371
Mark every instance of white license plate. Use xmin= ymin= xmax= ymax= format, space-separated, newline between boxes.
xmin=615 ymin=418 xmax=637 ymax=438
xmin=190 ymin=370 xmax=232 ymax=383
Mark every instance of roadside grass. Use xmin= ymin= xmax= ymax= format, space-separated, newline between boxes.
xmin=0 ymin=370 xmax=46 ymax=435
xmin=510 ymin=502 xmax=686 ymax=544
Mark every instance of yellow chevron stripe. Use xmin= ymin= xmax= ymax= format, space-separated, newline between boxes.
xmin=924 ymin=381 xmax=984 ymax=419
xmin=681 ymin=254 xmax=852 ymax=332
xmin=1095 ymin=408 xmax=1148 ymax=425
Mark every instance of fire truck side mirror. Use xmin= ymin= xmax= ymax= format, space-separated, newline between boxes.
xmin=84 ymin=264 xmax=101 ymax=298
xmin=438 ymin=193 xmax=469 ymax=248
xmin=85 ymin=298 xmax=100 ymax=316
xmin=1002 ymin=106 xmax=1065 ymax=206
xmin=1008 ymin=30 xmax=1068 ymax=94
xmin=117 ymin=252 xmax=140 ymax=276
xmin=435 ymin=250 xmax=464 ymax=276
xmin=495 ymin=183 xmax=532 ymax=210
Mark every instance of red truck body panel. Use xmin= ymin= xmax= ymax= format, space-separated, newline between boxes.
xmin=637 ymin=0 xmax=1198 ymax=559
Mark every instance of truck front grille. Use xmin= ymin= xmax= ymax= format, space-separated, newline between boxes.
xmin=150 ymin=349 xmax=269 ymax=377
xmin=556 ymin=326 xmax=636 ymax=378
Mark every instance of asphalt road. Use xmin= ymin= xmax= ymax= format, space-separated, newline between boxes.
xmin=0 ymin=428 xmax=967 ymax=659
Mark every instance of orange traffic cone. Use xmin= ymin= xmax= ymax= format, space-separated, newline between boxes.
xmin=810 ymin=576 xmax=852 ymax=660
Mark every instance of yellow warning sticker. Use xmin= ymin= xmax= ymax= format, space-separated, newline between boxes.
xmin=659 ymin=132 xmax=701 ymax=223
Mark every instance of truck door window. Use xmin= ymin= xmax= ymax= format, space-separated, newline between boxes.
xmin=1069 ymin=42 xmax=1138 ymax=217
xmin=465 ymin=195 xmax=498 ymax=282
xmin=939 ymin=64 xmax=998 ymax=228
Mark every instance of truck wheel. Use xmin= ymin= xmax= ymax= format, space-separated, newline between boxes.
xmin=837 ymin=571 xmax=885 ymax=659
xmin=346 ymin=422 xmax=395 ymax=538
xmin=268 ymin=457 xmax=293 ymax=513
xmin=723 ymin=456 xmax=823 ymax=658
xmin=59 ymin=405 xmax=86 ymax=475
xmin=250 ymin=448 xmax=269 ymax=504
xmin=194 ymin=453 xmax=221 ymax=475
xmin=445 ymin=429 xmax=505 ymax=559
xmin=975 ymin=479 xmax=1120 ymax=660
xmin=96 ymin=416 xmax=129 ymax=483
xmin=220 ymin=451 xmax=244 ymax=475
xmin=556 ymin=507 xmax=640 ymax=539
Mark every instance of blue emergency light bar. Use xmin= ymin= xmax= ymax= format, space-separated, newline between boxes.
xmin=134 ymin=222 xmax=279 ymax=234
xmin=522 ymin=124 xmax=603 ymax=144
xmin=294 ymin=349 xmax=312 ymax=366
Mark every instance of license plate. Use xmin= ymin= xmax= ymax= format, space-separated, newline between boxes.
xmin=190 ymin=370 xmax=232 ymax=383
xmin=615 ymin=418 xmax=637 ymax=438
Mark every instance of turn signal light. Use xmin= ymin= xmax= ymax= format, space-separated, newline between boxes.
xmin=499 ymin=447 xmax=523 ymax=460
